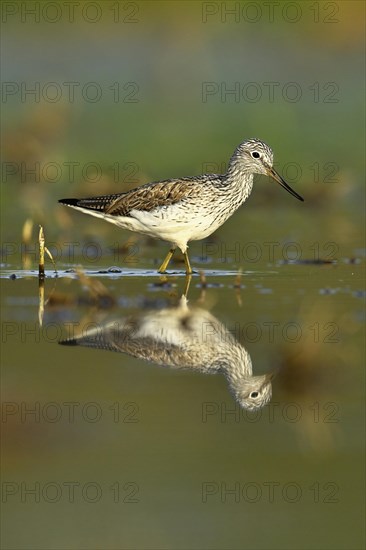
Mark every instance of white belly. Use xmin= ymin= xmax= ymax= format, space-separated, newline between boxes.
xmin=129 ymin=206 xmax=221 ymax=251
xmin=66 ymin=200 xmax=235 ymax=253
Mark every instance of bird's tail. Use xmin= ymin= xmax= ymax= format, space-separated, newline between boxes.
xmin=59 ymin=194 xmax=121 ymax=213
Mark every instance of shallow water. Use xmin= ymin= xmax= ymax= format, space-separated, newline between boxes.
xmin=1 ymin=254 xmax=365 ymax=549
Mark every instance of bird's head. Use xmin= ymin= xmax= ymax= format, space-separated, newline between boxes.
xmin=233 ymin=372 xmax=275 ymax=411
xmin=232 ymin=138 xmax=304 ymax=201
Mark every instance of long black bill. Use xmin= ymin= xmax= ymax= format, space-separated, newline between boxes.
xmin=267 ymin=167 xmax=304 ymax=202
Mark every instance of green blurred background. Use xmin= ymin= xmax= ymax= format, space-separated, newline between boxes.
xmin=1 ymin=1 xmax=365 ymax=549
xmin=1 ymin=0 xmax=364 ymax=259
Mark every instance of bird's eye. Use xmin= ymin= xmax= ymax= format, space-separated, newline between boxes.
xmin=252 ymin=152 xmax=260 ymax=159
xmin=250 ymin=392 xmax=259 ymax=398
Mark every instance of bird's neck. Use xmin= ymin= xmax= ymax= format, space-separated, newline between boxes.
xmin=217 ymin=345 xmax=253 ymax=385
xmin=223 ymin=157 xmax=254 ymax=199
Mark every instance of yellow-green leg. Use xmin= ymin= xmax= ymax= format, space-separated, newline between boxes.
xmin=183 ymin=274 xmax=192 ymax=297
xmin=183 ymin=251 xmax=193 ymax=275
xmin=158 ymin=248 xmax=176 ymax=273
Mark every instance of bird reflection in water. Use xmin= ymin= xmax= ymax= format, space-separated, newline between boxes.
xmin=59 ymin=295 xmax=274 ymax=411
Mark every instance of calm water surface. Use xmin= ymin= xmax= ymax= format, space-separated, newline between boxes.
xmin=1 ymin=253 xmax=364 ymax=549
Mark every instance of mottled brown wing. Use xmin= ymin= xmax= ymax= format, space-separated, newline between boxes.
xmin=105 ymin=178 xmax=202 ymax=217
xmin=59 ymin=320 xmax=191 ymax=368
